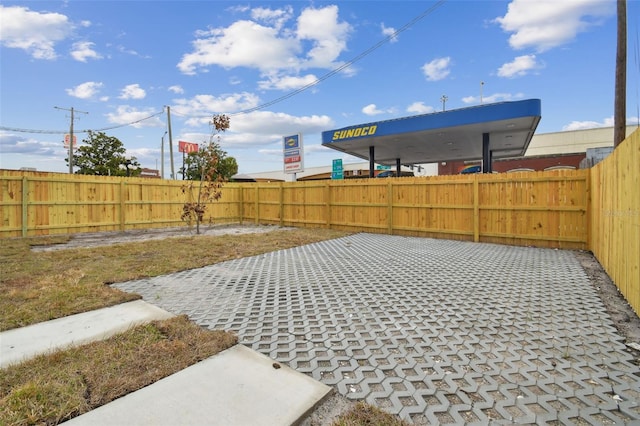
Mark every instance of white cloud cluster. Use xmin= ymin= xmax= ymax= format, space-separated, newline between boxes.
xmin=70 ymin=41 xmax=102 ymax=62
xmin=494 ymin=0 xmax=614 ymax=52
xmin=362 ymin=104 xmax=395 ymax=116
xmin=66 ymin=81 xmax=104 ymax=99
xmin=497 ymin=54 xmax=543 ymax=78
xmin=106 ymin=106 xmax=164 ymax=128
xmin=119 ymin=84 xmax=146 ymax=100
xmin=177 ymin=5 xmax=352 ymax=91
xmin=406 ymin=102 xmax=435 ymax=114
xmin=422 ymin=57 xmax=451 ymax=81
xmin=0 ymin=5 xmax=72 ymax=60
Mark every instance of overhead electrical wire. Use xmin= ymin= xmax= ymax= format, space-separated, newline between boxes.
xmin=1 ymin=1 xmax=446 ymax=133
xmin=171 ymin=0 xmax=446 ymax=120
xmin=0 ymin=110 xmax=165 ymax=135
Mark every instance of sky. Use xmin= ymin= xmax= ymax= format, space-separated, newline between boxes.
xmin=1 ymin=0 xmax=639 ymax=177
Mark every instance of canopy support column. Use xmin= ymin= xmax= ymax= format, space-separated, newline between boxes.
xmin=369 ymin=146 xmax=375 ymax=177
xmin=482 ymin=133 xmax=493 ymax=173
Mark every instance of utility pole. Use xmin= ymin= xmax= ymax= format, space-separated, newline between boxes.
xmin=614 ymin=0 xmax=627 ymax=148
xmin=166 ymin=106 xmax=175 ymax=179
xmin=480 ymin=81 xmax=484 ymax=104
xmin=55 ymin=106 xmax=88 ymax=173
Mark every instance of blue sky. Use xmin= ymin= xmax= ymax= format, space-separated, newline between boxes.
xmin=1 ymin=0 xmax=639 ymax=176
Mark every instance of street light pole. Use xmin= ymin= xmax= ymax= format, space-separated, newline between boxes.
xmin=440 ymin=95 xmax=448 ymax=111
xmin=161 ymin=131 xmax=167 ymax=179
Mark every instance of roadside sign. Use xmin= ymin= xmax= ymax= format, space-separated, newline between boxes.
xmin=63 ymin=134 xmax=77 ymax=149
xmin=283 ymin=134 xmax=304 ymax=174
xmin=332 ymin=159 xmax=343 ymax=179
xmin=178 ymin=141 xmax=199 ymax=153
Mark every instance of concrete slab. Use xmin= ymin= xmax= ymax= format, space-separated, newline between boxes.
xmin=0 ymin=300 xmax=173 ymax=368
xmin=65 ymin=344 xmax=332 ymax=426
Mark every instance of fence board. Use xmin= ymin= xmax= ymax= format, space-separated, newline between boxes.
xmin=590 ymin=128 xmax=640 ymax=315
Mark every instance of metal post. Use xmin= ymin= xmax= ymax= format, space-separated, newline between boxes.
xmin=167 ymin=106 xmax=175 ymax=179
xmin=369 ymin=146 xmax=375 ymax=178
xmin=161 ymin=131 xmax=167 ymax=179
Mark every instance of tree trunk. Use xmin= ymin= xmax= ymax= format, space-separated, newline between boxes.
xmin=614 ymin=0 xmax=627 ymax=148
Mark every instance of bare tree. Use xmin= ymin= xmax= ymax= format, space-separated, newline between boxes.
xmin=181 ymin=114 xmax=231 ymax=234
xmin=614 ymin=0 xmax=627 ymax=148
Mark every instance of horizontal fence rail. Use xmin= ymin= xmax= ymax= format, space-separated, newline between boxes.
xmin=1 ymin=169 xmax=588 ymax=250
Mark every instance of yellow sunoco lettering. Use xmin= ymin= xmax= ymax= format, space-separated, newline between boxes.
xmin=331 ymin=125 xmax=378 ymax=141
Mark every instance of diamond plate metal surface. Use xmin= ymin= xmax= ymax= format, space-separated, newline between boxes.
xmin=115 ymin=233 xmax=640 ymax=425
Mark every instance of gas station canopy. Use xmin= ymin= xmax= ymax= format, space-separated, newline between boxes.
xmin=321 ymin=99 xmax=541 ymax=175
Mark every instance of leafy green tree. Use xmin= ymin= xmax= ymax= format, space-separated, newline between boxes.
xmin=182 ymin=143 xmax=238 ymax=181
xmin=68 ymin=131 xmax=141 ymax=176
xmin=181 ymin=114 xmax=231 ymax=234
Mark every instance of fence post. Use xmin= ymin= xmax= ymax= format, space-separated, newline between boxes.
xmin=254 ymin=185 xmax=259 ymax=225
xmin=21 ymin=176 xmax=28 ymax=237
xmin=473 ymin=177 xmax=479 ymax=242
xmin=387 ymin=180 xmax=393 ymax=234
xmin=279 ymin=182 xmax=284 ymax=227
xmin=238 ymin=186 xmax=244 ymax=225
xmin=325 ymin=181 xmax=331 ymax=228
xmin=119 ymin=180 xmax=126 ymax=231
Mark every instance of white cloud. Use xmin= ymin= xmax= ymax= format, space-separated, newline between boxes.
xmin=362 ymin=104 xmax=384 ymax=116
xmin=172 ymin=92 xmax=261 ymax=126
xmin=178 ymin=20 xmax=299 ymax=75
xmin=70 ymin=41 xmax=102 ymax=62
xmin=175 ymin=110 xmax=333 ymax=149
xmin=563 ymin=117 xmax=614 ymax=131
xmin=66 ymin=81 xmax=104 ymax=99
xmin=251 ymin=6 xmax=293 ymax=30
xmin=422 ymin=57 xmax=451 ymax=81
xmin=406 ymin=102 xmax=435 ymax=114
xmin=168 ymin=85 xmax=184 ymax=94
xmin=106 ymin=106 xmax=164 ymax=128
xmin=494 ymin=0 xmax=614 ymax=52
xmin=497 ymin=54 xmax=542 ymax=78
xmin=462 ymin=92 xmax=524 ymax=104
xmin=119 ymin=84 xmax=146 ymax=100
xmin=231 ymin=110 xmax=333 ymax=135
xmin=177 ymin=5 xmax=352 ymax=85
xmin=0 ymin=132 xmax=59 ymax=156
xmin=258 ymin=73 xmax=318 ymax=90
xmin=296 ymin=5 xmax=352 ymax=69
xmin=0 ymin=5 xmax=72 ymax=59
xmin=381 ymin=23 xmax=398 ymax=42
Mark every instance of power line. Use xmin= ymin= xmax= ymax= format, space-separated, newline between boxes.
xmin=0 ymin=109 xmax=165 ymax=135
xmin=232 ymin=0 xmax=446 ymax=116
xmin=170 ymin=0 xmax=447 ymax=120
xmin=1 ymin=1 xmax=447 ymax=131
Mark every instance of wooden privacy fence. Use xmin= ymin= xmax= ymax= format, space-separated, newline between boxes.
xmin=3 ymin=130 xmax=639 ymax=315
xmin=589 ymin=128 xmax=640 ymax=315
xmin=1 ymin=168 xmax=588 ymax=250
xmin=0 ymin=172 xmax=242 ymax=237
xmin=240 ymin=171 xmax=588 ymax=249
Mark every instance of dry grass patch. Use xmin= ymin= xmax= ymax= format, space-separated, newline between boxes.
xmin=0 ymin=315 xmax=236 ymax=426
xmin=0 ymin=228 xmax=348 ymax=331
xmin=332 ymin=402 xmax=410 ymax=426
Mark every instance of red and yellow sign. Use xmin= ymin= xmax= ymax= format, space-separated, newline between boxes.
xmin=178 ymin=141 xmax=199 ymax=153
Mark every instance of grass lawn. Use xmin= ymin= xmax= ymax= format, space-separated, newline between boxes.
xmin=0 ymin=227 xmax=408 ymax=425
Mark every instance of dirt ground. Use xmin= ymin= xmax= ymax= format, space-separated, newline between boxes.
xmin=33 ymin=226 xmax=640 ymax=425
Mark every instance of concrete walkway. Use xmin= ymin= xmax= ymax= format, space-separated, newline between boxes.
xmin=0 ymin=301 xmax=331 ymax=425
xmin=114 ymin=233 xmax=640 ymax=425
xmin=1 ymin=300 xmax=173 ymax=368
